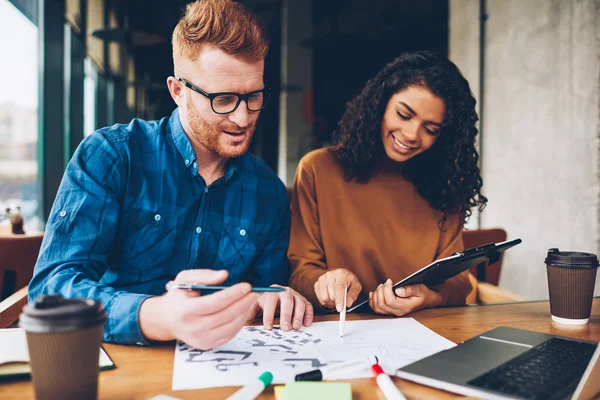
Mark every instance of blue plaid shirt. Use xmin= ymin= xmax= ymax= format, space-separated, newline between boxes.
xmin=29 ymin=109 xmax=291 ymax=345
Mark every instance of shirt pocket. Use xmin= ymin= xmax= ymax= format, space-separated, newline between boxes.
xmin=120 ymin=208 xmax=177 ymax=281
xmin=216 ymin=221 xmax=263 ymax=280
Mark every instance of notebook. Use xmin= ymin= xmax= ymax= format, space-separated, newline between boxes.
xmin=0 ymin=328 xmax=115 ymax=379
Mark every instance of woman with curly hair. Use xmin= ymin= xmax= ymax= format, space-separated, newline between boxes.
xmin=288 ymin=51 xmax=487 ymax=316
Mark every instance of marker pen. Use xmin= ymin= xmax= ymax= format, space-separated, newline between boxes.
xmin=370 ymin=360 xmax=406 ymax=400
xmin=226 ymin=371 xmax=273 ymax=400
xmin=295 ymin=356 xmax=375 ymax=381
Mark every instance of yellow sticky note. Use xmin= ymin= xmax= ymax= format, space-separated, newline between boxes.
xmin=283 ymin=382 xmax=352 ymax=400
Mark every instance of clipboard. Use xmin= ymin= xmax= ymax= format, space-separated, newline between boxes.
xmin=347 ymin=238 xmax=522 ymax=312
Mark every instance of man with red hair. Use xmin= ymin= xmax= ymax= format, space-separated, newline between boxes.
xmin=30 ymin=0 xmax=312 ymax=350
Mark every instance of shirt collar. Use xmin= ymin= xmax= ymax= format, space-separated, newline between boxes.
xmin=169 ymin=108 xmax=197 ymax=169
xmin=169 ymin=107 xmax=242 ymax=183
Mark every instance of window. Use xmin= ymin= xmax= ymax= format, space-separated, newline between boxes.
xmin=84 ymin=57 xmax=98 ymax=136
xmin=0 ymin=0 xmax=39 ymax=232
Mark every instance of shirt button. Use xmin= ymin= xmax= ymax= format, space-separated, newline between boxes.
xmin=196 ymin=227 xmax=202 ymax=234
xmin=204 ymin=187 xmax=208 ymax=193
xmin=193 ymin=162 xmax=197 ymax=169
xmin=239 ymin=229 xmax=246 ymax=237
xmin=185 ymin=159 xmax=190 ymax=166
xmin=59 ymin=210 xmax=66 ymax=217
xmin=154 ymin=214 xmax=161 ymax=222
xmin=136 ymin=342 xmax=144 ymax=346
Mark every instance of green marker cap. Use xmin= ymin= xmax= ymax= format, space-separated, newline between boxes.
xmin=259 ymin=371 xmax=273 ymax=387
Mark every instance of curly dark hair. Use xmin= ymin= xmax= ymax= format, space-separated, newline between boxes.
xmin=333 ymin=50 xmax=487 ymax=225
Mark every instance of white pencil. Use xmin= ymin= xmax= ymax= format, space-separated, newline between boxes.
xmin=339 ymin=286 xmax=347 ymax=337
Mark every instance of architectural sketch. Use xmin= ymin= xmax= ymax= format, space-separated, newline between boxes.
xmin=172 ymin=318 xmax=456 ymax=390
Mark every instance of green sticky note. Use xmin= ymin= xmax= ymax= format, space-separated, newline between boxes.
xmin=283 ymin=382 xmax=352 ymax=400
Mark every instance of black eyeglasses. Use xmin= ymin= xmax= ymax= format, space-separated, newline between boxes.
xmin=177 ymin=77 xmax=271 ymax=114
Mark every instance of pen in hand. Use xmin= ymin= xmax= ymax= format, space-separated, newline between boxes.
xmin=165 ymin=281 xmax=285 ymax=293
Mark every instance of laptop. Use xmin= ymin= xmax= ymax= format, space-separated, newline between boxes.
xmin=396 ymin=327 xmax=600 ymax=400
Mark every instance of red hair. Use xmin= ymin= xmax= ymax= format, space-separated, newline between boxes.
xmin=172 ymin=0 xmax=268 ymax=72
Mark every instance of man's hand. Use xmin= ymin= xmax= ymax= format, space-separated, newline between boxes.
xmin=139 ymin=269 xmax=258 ymax=350
xmin=314 ymin=268 xmax=362 ymax=311
xmin=252 ymin=286 xmax=314 ymax=331
xmin=368 ymin=279 xmax=443 ymax=316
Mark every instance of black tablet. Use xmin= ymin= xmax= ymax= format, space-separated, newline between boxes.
xmin=347 ymin=238 xmax=522 ymax=312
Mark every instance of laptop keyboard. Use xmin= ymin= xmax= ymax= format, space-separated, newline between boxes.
xmin=468 ymin=338 xmax=596 ymax=400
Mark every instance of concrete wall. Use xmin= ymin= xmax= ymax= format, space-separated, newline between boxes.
xmin=450 ymin=0 xmax=600 ymax=299
xmin=449 ymin=0 xmax=481 ymax=231
xmin=277 ymin=0 xmax=313 ymax=186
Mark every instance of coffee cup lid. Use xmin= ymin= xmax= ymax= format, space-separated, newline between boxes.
xmin=19 ymin=294 xmax=107 ymax=333
xmin=545 ymin=248 xmax=599 ymax=269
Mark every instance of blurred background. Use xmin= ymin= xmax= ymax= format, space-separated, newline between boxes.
xmin=0 ymin=0 xmax=598 ymax=300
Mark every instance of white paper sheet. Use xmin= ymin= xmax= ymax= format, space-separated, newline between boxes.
xmin=172 ymin=318 xmax=456 ymax=390
xmin=311 ymin=318 xmax=456 ymax=378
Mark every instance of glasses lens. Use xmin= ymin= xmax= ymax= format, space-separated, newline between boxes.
xmin=212 ymin=94 xmax=240 ymax=113
xmin=247 ymin=91 xmax=266 ymax=111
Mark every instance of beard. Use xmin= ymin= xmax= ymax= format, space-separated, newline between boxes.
xmin=186 ymin=94 xmax=256 ymax=158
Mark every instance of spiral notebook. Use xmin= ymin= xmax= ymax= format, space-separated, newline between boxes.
xmin=0 ymin=328 xmax=115 ymax=379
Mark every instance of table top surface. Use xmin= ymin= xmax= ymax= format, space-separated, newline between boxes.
xmin=3 ymin=299 xmax=600 ymax=400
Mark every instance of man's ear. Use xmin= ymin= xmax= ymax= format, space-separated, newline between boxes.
xmin=166 ymin=76 xmax=184 ymax=107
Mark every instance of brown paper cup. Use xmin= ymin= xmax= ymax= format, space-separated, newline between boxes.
xmin=545 ymin=249 xmax=599 ymax=325
xmin=26 ymin=324 xmax=104 ymax=400
xmin=547 ymin=265 xmax=597 ymax=324
xmin=19 ymin=295 xmax=107 ymax=400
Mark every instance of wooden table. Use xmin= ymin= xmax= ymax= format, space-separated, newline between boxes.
xmin=4 ymin=299 xmax=600 ymax=399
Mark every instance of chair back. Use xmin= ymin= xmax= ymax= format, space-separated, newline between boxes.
xmin=0 ymin=234 xmax=44 ymax=300
xmin=462 ymin=228 xmax=507 ymax=286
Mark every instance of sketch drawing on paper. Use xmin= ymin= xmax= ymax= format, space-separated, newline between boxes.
xmin=244 ymin=326 xmax=322 ymax=345
xmin=175 ymin=326 xmax=326 ymax=375
xmin=172 ymin=318 xmax=456 ymax=390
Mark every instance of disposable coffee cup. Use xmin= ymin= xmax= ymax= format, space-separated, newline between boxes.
xmin=545 ymin=249 xmax=599 ymax=325
xmin=19 ymin=294 xmax=107 ymax=400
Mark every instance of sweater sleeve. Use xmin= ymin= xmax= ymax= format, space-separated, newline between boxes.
xmin=287 ymin=158 xmax=329 ymax=311
xmin=431 ymin=214 xmax=473 ymax=306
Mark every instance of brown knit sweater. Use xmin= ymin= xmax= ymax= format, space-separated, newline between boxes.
xmin=288 ymin=147 xmax=472 ymax=311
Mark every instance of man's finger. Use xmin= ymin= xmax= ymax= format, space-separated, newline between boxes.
xmin=198 ymin=292 xmax=257 ymax=330
xmin=189 ymin=283 xmax=252 ymax=316
xmin=197 ymin=305 xmax=252 ymax=350
xmin=291 ymin=295 xmax=306 ymax=330
xmin=175 ymin=269 xmax=229 ymax=285
xmin=261 ymin=294 xmax=279 ymax=330
xmin=279 ymin=290 xmax=294 ymax=331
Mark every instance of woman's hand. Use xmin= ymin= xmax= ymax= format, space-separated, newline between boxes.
xmin=368 ymin=279 xmax=443 ymax=316
xmin=314 ymin=268 xmax=362 ymax=311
